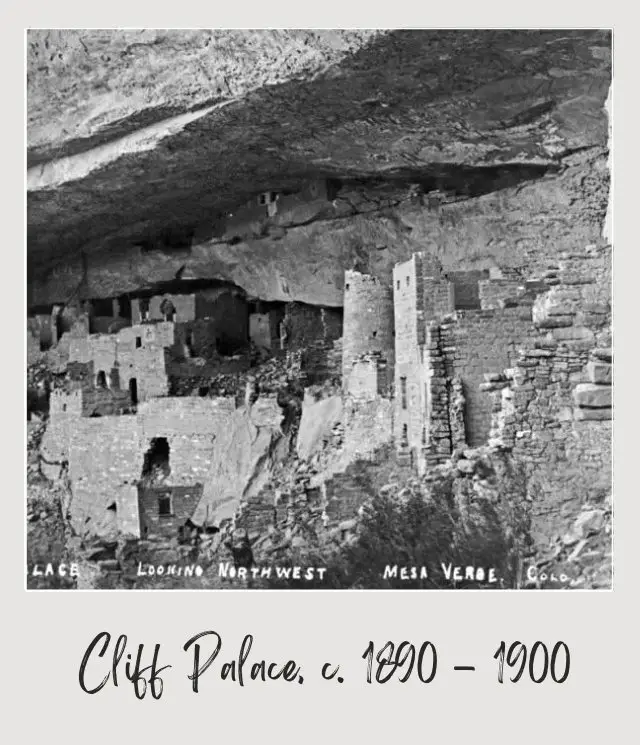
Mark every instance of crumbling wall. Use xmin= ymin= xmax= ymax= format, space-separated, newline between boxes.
xmin=423 ymin=323 xmax=454 ymax=465
xmin=194 ymin=289 xmax=248 ymax=350
xmin=342 ymin=353 xmax=394 ymax=460
xmin=479 ymin=278 xmax=523 ymax=309
xmin=441 ymin=308 xmax=535 ymax=447
xmin=343 ymin=397 xmax=394 ymax=462
xmin=281 ymin=303 xmax=343 ymax=384
xmin=138 ymin=397 xmax=235 ymax=484
xmin=485 ymin=243 xmax=612 ymax=549
xmin=68 ymin=414 xmax=141 ymax=535
xmin=446 ymin=269 xmax=488 ymax=310
xmin=131 ymin=293 xmax=196 ymax=323
xmin=285 ymin=302 xmax=338 ymax=349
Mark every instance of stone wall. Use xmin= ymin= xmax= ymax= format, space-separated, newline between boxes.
xmin=393 ymin=255 xmax=426 ymax=459
xmin=195 ymin=289 xmax=249 ymax=351
xmin=281 ymin=303 xmax=343 ymax=384
xmin=479 ymin=278 xmax=523 ymax=309
xmin=342 ymin=271 xmax=394 ymax=389
xmin=346 ymin=353 xmax=391 ymax=399
xmin=446 ymin=270 xmax=488 ymax=310
xmin=441 ymin=308 xmax=535 ymax=447
xmin=343 ymin=397 xmax=394 ymax=462
xmin=138 ymin=397 xmax=235 ymax=485
xmin=138 ymin=484 xmax=204 ymax=538
xmin=250 ymin=312 xmax=276 ymax=349
xmin=392 ymin=253 xmax=454 ymax=464
xmin=484 ymin=242 xmax=612 ymax=550
xmin=69 ymin=323 xmax=173 ymax=402
xmin=285 ymin=302 xmax=341 ymax=349
xmin=342 ymin=352 xmax=394 ymax=460
xmin=68 ymin=414 xmax=142 ymax=534
xmin=43 ymin=395 xmax=243 ymax=536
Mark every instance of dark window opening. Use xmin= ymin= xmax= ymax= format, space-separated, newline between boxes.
xmin=396 ymin=280 xmax=400 ymax=290
xmin=91 ymin=297 xmax=113 ymax=316
xmin=198 ymin=386 xmax=209 ymax=397
xmin=406 ymin=276 xmax=410 ymax=286
xmin=186 ymin=332 xmax=195 ymax=357
xmin=400 ymin=377 xmax=407 ymax=409
xmin=107 ymin=502 xmax=117 ymax=513
xmin=160 ymin=298 xmax=176 ymax=322
xmin=129 ymin=377 xmax=138 ymax=406
xmin=345 ymin=283 xmax=350 ymax=290
xmin=96 ymin=370 xmax=108 ymax=389
xmin=401 ymin=424 xmax=409 ymax=447
xmin=54 ymin=311 xmax=64 ymax=342
xmin=139 ymin=298 xmax=150 ymax=321
xmin=118 ymin=295 xmax=132 ymax=320
xmin=135 ymin=337 xmax=142 ymax=348
xmin=141 ymin=437 xmax=171 ymax=484
xmin=157 ymin=494 xmax=172 ymax=517
xmin=372 ymin=331 xmax=377 ymax=338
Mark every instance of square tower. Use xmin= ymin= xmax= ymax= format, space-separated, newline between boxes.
xmin=393 ymin=253 xmax=454 ymax=470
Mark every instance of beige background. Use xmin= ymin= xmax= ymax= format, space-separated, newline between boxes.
xmin=8 ymin=5 xmax=637 ymax=742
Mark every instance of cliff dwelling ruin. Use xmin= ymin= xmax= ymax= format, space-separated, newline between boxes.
xmin=26 ymin=29 xmax=612 ymax=590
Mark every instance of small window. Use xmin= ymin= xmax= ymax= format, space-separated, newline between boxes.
xmin=158 ymin=494 xmax=172 ymax=517
xmin=96 ymin=370 xmax=108 ymax=389
xmin=135 ymin=337 xmax=142 ymax=348
xmin=396 ymin=280 xmax=400 ymax=290
xmin=62 ymin=404 xmax=67 ymax=412
xmin=345 ymin=283 xmax=350 ymax=291
xmin=406 ymin=276 xmax=410 ymax=286
xmin=372 ymin=331 xmax=377 ymax=338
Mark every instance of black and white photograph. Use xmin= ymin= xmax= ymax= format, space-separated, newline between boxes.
xmin=26 ymin=28 xmax=613 ymax=590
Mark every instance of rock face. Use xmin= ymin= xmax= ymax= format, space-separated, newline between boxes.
xmin=27 ymin=30 xmax=611 ymax=306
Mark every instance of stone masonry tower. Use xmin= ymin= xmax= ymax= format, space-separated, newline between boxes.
xmin=393 ymin=252 xmax=454 ymax=471
xmin=341 ymin=271 xmax=395 ymax=394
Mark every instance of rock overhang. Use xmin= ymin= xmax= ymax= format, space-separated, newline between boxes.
xmin=26 ymin=29 xmax=612 ymax=304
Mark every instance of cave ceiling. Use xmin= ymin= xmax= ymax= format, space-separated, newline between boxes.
xmin=27 ymin=29 xmax=612 ymax=296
